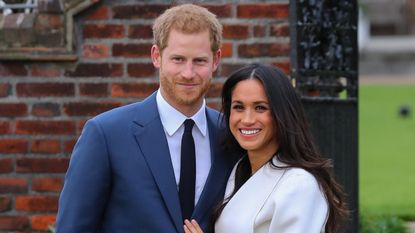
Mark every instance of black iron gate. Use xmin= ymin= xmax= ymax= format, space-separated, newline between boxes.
xmin=290 ymin=1 xmax=358 ymax=232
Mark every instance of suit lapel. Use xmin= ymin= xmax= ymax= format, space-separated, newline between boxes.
xmin=192 ymin=109 xmax=232 ymax=222
xmin=131 ymin=93 xmax=182 ymax=233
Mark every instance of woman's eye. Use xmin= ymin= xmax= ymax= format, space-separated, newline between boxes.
xmin=255 ymin=105 xmax=267 ymax=111
xmin=232 ymin=105 xmax=244 ymax=110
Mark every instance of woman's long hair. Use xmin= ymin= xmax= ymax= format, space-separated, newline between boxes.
xmin=213 ymin=63 xmax=348 ymax=233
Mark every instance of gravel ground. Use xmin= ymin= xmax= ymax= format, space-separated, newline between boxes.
xmin=408 ymin=222 xmax=415 ymax=233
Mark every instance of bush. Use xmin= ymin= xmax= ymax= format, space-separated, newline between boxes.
xmin=360 ymin=212 xmax=408 ymax=233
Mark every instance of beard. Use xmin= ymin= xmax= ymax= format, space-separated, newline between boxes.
xmin=159 ymin=71 xmax=211 ymax=107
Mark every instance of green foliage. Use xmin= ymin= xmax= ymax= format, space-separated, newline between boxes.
xmin=360 ymin=212 xmax=408 ymax=233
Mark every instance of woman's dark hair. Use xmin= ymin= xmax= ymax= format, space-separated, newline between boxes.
xmin=213 ymin=63 xmax=348 ymax=233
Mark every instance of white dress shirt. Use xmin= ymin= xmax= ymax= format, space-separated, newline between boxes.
xmin=156 ymin=90 xmax=212 ymax=205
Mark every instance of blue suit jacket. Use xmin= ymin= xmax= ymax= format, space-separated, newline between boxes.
xmin=56 ymin=92 xmax=236 ymax=233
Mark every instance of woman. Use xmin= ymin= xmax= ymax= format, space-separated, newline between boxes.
xmin=184 ymin=63 xmax=348 ymax=233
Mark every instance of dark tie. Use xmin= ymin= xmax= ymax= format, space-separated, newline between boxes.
xmin=179 ymin=119 xmax=196 ymax=220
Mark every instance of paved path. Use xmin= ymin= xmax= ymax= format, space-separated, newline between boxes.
xmin=408 ymin=222 xmax=415 ymax=233
xmin=359 ymin=74 xmax=415 ymax=85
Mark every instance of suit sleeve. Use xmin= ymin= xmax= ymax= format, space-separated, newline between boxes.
xmin=56 ymin=119 xmax=112 ymax=233
xmin=268 ymin=172 xmax=328 ymax=233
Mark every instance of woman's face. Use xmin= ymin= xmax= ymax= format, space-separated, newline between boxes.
xmin=229 ymin=79 xmax=278 ymax=157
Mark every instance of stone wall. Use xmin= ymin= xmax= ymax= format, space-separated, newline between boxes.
xmin=0 ymin=0 xmax=290 ymax=232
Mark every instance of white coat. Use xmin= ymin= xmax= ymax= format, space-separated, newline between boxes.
xmin=215 ymin=157 xmax=328 ymax=233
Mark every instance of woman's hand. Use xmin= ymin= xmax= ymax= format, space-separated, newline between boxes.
xmin=183 ymin=219 xmax=204 ymax=233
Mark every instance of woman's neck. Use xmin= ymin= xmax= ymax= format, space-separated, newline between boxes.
xmin=247 ymin=150 xmax=277 ymax=174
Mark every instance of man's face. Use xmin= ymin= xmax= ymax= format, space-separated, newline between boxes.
xmin=151 ymin=29 xmax=221 ymax=115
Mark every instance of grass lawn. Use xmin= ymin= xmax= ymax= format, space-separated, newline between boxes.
xmin=359 ymin=85 xmax=415 ymax=218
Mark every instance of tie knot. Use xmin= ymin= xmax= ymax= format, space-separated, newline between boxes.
xmin=184 ymin=119 xmax=194 ymax=133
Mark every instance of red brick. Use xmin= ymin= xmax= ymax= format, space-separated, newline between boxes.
xmin=0 ymin=62 xmax=28 ymax=76
xmin=16 ymin=157 xmax=69 ymax=173
xmin=31 ymin=140 xmax=60 ymax=154
xmin=0 ymin=178 xmax=28 ymax=193
xmin=112 ymin=4 xmax=168 ymax=19
xmin=32 ymin=177 xmax=63 ymax=192
xmin=31 ymin=64 xmax=61 ymax=77
xmin=127 ymin=63 xmax=155 ymax=78
xmin=219 ymin=63 xmax=245 ymax=77
xmin=128 ymin=25 xmax=153 ymax=39
xmin=0 ymin=139 xmax=28 ymax=153
xmin=0 ymin=158 xmax=14 ymax=173
xmin=223 ymin=24 xmax=249 ymax=39
xmin=237 ymin=4 xmax=289 ymax=19
xmin=31 ymin=214 xmax=56 ymax=230
xmin=203 ymin=4 xmax=232 ymax=18
xmin=64 ymin=63 xmax=123 ymax=77
xmin=238 ymin=43 xmax=290 ymax=57
xmin=83 ymin=24 xmax=124 ymax=38
xmin=113 ymin=43 xmax=152 ymax=58
xmin=64 ymin=102 xmax=121 ymax=116
xmin=0 ymin=216 xmax=29 ymax=230
xmin=0 ymin=121 xmax=11 ymax=134
xmin=35 ymin=14 xmax=64 ymax=32
xmin=82 ymin=44 xmax=110 ymax=59
xmin=272 ymin=61 xmax=291 ymax=75
xmin=254 ymin=25 xmax=266 ymax=37
xmin=111 ymin=83 xmax=159 ymax=98
xmin=0 ymin=83 xmax=11 ymax=97
xmin=206 ymin=100 xmax=221 ymax=111
xmin=16 ymin=120 xmax=75 ymax=135
xmin=78 ymin=120 xmax=87 ymax=134
xmin=16 ymin=83 xmax=74 ymax=97
xmin=86 ymin=5 xmax=109 ymax=20
xmin=63 ymin=139 xmax=77 ymax=153
xmin=0 ymin=196 xmax=12 ymax=212
xmin=0 ymin=103 xmax=27 ymax=117
xmin=221 ymin=43 xmax=232 ymax=58
xmin=15 ymin=195 xmax=59 ymax=211
xmin=80 ymin=83 xmax=108 ymax=97
xmin=38 ymin=0 xmax=62 ymax=13
xmin=31 ymin=103 xmax=61 ymax=117
xmin=270 ymin=23 xmax=289 ymax=37
xmin=206 ymin=82 xmax=223 ymax=98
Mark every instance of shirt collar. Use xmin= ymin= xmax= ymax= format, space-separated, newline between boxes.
xmin=156 ymin=90 xmax=207 ymax=137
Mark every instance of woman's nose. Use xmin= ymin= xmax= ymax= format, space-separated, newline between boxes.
xmin=241 ymin=110 xmax=255 ymax=125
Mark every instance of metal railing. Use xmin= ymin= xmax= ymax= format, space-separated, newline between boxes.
xmin=0 ymin=0 xmax=38 ymax=15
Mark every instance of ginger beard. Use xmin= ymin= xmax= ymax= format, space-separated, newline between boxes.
xmin=159 ymin=69 xmax=211 ymax=107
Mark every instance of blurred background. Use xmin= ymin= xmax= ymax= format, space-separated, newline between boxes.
xmin=359 ymin=0 xmax=415 ymax=232
xmin=0 ymin=0 xmax=413 ymax=232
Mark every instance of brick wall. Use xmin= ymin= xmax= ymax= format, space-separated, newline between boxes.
xmin=0 ymin=1 xmax=290 ymax=232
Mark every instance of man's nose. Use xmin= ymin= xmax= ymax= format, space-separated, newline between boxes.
xmin=181 ymin=62 xmax=196 ymax=79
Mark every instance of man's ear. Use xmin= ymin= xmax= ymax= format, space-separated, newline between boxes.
xmin=151 ymin=45 xmax=161 ymax=68
xmin=212 ymin=49 xmax=222 ymax=72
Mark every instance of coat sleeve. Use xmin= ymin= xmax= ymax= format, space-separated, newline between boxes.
xmin=56 ymin=119 xmax=112 ymax=233
xmin=268 ymin=171 xmax=328 ymax=233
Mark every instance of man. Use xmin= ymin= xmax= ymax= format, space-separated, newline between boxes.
xmin=56 ymin=4 xmax=237 ymax=233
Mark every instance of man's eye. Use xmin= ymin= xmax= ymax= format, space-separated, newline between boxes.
xmin=172 ymin=57 xmax=184 ymax=62
xmin=195 ymin=59 xmax=207 ymax=65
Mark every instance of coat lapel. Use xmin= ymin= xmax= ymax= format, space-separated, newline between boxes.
xmin=131 ymin=92 xmax=182 ymax=233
